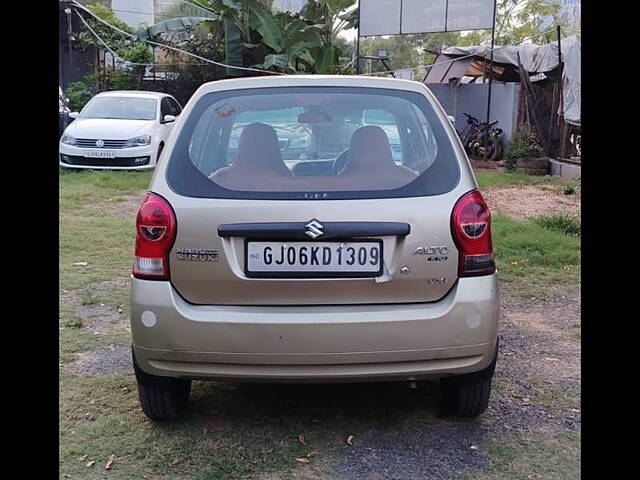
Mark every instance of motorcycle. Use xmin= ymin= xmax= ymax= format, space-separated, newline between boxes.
xmin=458 ymin=113 xmax=504 ymax=162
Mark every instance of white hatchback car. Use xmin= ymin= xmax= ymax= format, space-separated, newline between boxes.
xmin=59 ymin=91 xmax=182 ymax=170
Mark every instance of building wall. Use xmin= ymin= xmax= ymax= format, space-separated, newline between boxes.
xmin=427 ymin=82 xmax=520 ymax=143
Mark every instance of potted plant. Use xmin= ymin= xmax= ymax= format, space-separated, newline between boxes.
xmin=504 ymin=125 xmax=549 ymax=175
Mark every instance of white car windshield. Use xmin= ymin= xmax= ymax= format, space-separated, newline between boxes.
xmin=81 ymin=97 xmax=157 ymax=121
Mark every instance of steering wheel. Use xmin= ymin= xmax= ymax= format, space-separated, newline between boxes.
xmin=331 ymin=148 xmax=350 ymax=175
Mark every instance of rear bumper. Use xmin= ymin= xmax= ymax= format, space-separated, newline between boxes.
xmin=131 ymin=275 xmax=499 ymax=382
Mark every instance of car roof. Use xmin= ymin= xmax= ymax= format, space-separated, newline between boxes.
xmin=95 ymin=90 xmax=169 ymax=99
xmin=193 ymin=75 xmax=430 ymax=97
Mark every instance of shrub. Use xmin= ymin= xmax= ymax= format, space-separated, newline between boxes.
xmin=66 ymin=81 xmax=95 ymax=111
xmin=63 ymin=317 xmax=83 ymax=329
xmin=505 ymin=125 xmax=544 ymax=170
xmin=533 ymin=214 xmax=581 ymax=238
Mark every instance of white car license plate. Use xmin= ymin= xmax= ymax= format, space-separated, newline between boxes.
xmin=84 ymin=150 xmax=116 ymax=159
xmin=246 ymin=241 xmax=383 ymax=277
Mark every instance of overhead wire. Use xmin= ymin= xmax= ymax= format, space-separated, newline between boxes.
xmin=68 ymin=0 xmax=284 ymax=75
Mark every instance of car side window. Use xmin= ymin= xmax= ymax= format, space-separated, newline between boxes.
xmin=160 ymin=98 xmax=171 ymax=119
xmin=168 ymin=98 xmax=182 ymax=116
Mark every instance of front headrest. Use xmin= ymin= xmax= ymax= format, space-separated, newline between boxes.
xmin=234 ymin=122 xmax=289 ymax=175
xmin=344 ymin=126 xmax=396 ymax=173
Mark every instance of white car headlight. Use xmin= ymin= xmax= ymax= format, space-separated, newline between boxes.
xmin=125 ymin=135 xmax=152 ymax=147
xmin=61 ymin=133 xmax=77 ymax=145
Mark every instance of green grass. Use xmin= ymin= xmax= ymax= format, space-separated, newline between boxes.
xmin=60 ymin=214 xmax=136 ymax=291
xmin=461 ymin=429 xmax=580 ymax=480
xmin=59 ymin=168 xmax=152 ymax=213
xmin=533 ymin=214 xmax=581 ymax=238
xmin=60 ymin=168 xmax=580 ymax=479
xmin=475 ymin=170 xmax=565 ymax=189
xmin=492 ymin=214 xmax=580 ymax=299
xmin=63 ymin=316 xmax=84 ymax=329
xmin=60 ymin=375 xmax=284 ymax=479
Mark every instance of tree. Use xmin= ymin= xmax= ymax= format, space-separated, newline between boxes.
xmin=136 ymin=0 xmax=358 ymax=75
xmin=74 ymin=3 xmax=154 ymax=93
xmin=358 ymin=32 xmax=461 ymax=74
xmin=456 ymin=0 xmax=565 ymax=47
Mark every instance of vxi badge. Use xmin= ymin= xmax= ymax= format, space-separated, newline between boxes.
xmin=414 ymin=245 xmax=449 ymax=262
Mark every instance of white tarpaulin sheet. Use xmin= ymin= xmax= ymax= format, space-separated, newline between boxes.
xmin=441 ymin=35 xmax=581 ymax=124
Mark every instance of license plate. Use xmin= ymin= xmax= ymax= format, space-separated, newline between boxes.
xmin=246 ymin=241 xmax=383 ymax=278
xmin=84 ymin=150 xmax=116 ymax=159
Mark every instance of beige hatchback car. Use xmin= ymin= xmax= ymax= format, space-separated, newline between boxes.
xmin=130 ymin=75 xmax=499 ymax=420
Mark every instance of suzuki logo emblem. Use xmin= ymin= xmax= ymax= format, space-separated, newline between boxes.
xmin=305 ymin=220 xmax=324 ymax=239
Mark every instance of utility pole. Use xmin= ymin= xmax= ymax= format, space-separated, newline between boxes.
xmin=557 ymin=25 xmax=567 ymax=160
xmin=484 ymin=0 xmax=497 ymax=161
xmin=355 ymin=3 xmax=361 ymax=74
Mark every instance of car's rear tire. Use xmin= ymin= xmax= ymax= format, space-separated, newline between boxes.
xmin=133 ymin=348 xmax=191 ymax=420
xmin=440 ymin=342 xmax=498 ymax=417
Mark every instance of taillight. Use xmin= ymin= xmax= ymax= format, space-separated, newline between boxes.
xmin=133 ymin=193 xmax=176 ymax=280
xmin=451 ymin=190 xmax=496 ymax=277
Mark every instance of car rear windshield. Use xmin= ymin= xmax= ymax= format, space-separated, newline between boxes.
xmin=167 ymin=87 xmax=460 ymax=200
xmin=81 ymin=97 xmax=157 ymax=121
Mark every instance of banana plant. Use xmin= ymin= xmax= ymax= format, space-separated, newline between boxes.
xmin=256 ymin=0 xmax=358 ymax=73
xmin=136 ymin=0 xmax=358 ymax=75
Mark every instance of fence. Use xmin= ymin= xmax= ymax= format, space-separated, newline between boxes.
xmin=516 ymin=56 xmax=580 ymax=160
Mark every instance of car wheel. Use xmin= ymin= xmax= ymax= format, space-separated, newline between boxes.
xmin=440 ymin=341 xmax=498 ymax=417
xmin=132 ymin=347 xmax=191 ymax=420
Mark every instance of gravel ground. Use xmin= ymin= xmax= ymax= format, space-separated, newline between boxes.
xmin=61 ymin=283 xmax=580 ymax=479
xmin=331 ymin=421 xmax=490 ymax=480
xmin=326 ymin=289 xmax=581 ymax=479
xmin=483 ymin=185 xmax=580 ymax=220
xmin=66 ymin=344 xmax=132 ymax=377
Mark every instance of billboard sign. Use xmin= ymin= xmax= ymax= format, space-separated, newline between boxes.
xmin=360 ymin=0 xmax=496 ymax=37
xmin=359 ymin=0 xmax=402 ymax=37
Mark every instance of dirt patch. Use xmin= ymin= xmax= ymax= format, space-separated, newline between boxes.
xmin=501 ymin=296 xmax=581 ymax=384
xmin=60 ymin=289 xmax=81 ymax=310
xmin=80 ymin=305 xmax=128 ymax=334
xmin=91 ymin=279 xmax=130 ymax=292
xmin=483 ymin=185 xmax=580 ymax=220
xmin=331 ymin=421 xmax=490 ymax=480
xmin=65 ymin=344 xmax=131 ymax=376
xmin=61 ymin=284 xmax=129 ymax=334
xmin=84 ymin=191 xmax=146 ymax=219
xmin=324 ymin=284 xmax=580 ymax=479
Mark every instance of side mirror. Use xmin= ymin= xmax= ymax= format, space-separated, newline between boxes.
xmin=162 ymin=115 xmax=176 ymax=124
xmin=69 ymin=112 xmax=79 ymax=119
xmin=447 ymin=115 xmax=455 ymax=123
